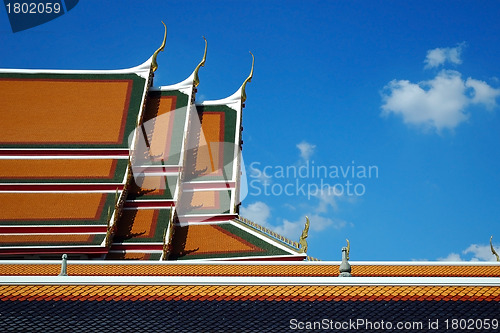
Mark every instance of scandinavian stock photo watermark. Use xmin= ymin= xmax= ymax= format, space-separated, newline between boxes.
xmin=248 ymin=160 xmax=379 ymax=200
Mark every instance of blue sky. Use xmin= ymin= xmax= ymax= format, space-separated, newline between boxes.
xmin=1 ymin=1 xmax=500 ymax=261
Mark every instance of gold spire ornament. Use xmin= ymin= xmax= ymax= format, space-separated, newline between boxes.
xmin=490 ymin=236 xmax=500 ymax=262
xmin=193 ymin=36 xmax=207 ymax=87
xmin=298 ymin=216 xmax=310 ymax=253
xmin=162 ymin=228 xmax=168 ymax=260
xmin=346 ymin=238 xmax=350 ymax=260
xmin=241 ymin=51 xmax=254 ymax=103
xmin=162 ymin=208 xmax=175 ymax=260
xmin=151 ymin=21 xmax=167 ymax=72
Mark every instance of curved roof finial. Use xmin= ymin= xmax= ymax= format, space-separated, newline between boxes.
xmin=346 ymin=239 xmax=350 ymax=260
xmin=151 ymin=21 xmax=167 ymax=72
xmin=490 ymin=236 xmax=500 ymax=262
xmin=298 ymin=216 xmax=310 ymax=253
xmin=193 ymin=36 xmax=207 ymax=87
xmin=241 ymin=51 xmax=254 ymax=103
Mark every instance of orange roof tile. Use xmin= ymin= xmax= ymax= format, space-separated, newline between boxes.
xmin=0 ymin=159 xmax=122 ymax=181
xmin=0 ymin=192 xmax=107 ymax=221
xmin=0 ymin=263 xmax=499 ymax=277
xmin=171 ymin=224 xmax=262 ymax=258
xmin=0 ymin=284 xmax=498 ymax=302
xmin=0 ymin=233 xmax=101 ymax=246
xmin=0 ymin=79 xmax=132 ymax=145
xmin=143 ymin=95 xmax=177 ymax=162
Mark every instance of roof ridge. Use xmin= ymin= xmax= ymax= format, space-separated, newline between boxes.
xmin=236 ymin=215 xmax=300 ymax=251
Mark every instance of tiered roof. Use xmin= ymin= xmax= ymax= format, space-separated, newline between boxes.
xmin=0 ymin=26 xmax=305 ymax=261
xmin=0 ymin=62 xmax=152 ymax=257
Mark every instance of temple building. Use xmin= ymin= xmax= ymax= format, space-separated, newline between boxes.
xmin=0 ymin=25 xmax=306 ymax=262
xmin=0 ymin=25 xmax=498 ymax=331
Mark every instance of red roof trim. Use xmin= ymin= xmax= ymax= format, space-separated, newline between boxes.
xmin=0 ymin=149 xmax=130 ymax=157
xmin=0 ymin=184 xmax=125 ymax=191
xmin=0 ymin=226 xmax=106 ymax=234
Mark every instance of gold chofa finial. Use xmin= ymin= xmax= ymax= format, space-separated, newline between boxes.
xmin=299 ymin=216 xmax=310 ymax=253
xmin=162 ymin=228 xmax=168 ymax=261
xmin=151 ymin=21 xmax=167 ymax=72
xmin=193 ymin=36 xmax=207 ymax=87
xmin=241 ymin=51 xmax=254 ymax=103
xmin=346 ymin=239 xmax=350 ymax=260
xmin=490 ymin=236 xmax=499 ymax=262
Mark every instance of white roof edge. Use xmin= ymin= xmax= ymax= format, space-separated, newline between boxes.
xmin=198 ymin=86 xmax=242 ymax=111
xmin=0 ymin=156 xmax=129 ymax=160
xmin=150 ymin=71 xmax=195 ymax=93
xmin=0 ymin=148 xmax=130 ymax=151
xmin=0 ymin=57 xmax=153 ymax=80
xmin=0 ymin=260 xmax=498 ymax=266
xmin=1 ymin=275 xmax=499 ymax=286
xmin=201 ymin=254 xmax=305 ymax=261
xmin=176 ymin=213 xmax=236 ymax=218
xmin=183 ymin=180 xmax=235 ymax=185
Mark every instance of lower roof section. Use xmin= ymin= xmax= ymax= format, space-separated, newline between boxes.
xmin=0 ymin=284 xmax=497 ymax=332
xmin=176 ymin=189 xmax=234 ymax=218
xmin=0 ymin=261 xmax=498 ymax=277
xmin=169 ymin=221 xmax=300 ymax=260
xmin=0 ymin=192 xmax=119 ymax=226
xmin=1 ymin=278 xmax=499 ymax=294
xmin=113 ymin=208 xmax=172 ymax=244
xmin=0 ymin=233 xmax=105 ymax=248
xmin=0 ymin=158 xmax=128 ymax=183
xmin=126 ymin=174 xmax=178 ymax=201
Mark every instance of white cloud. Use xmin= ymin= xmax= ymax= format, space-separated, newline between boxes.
xmin=241 ymin=199 xmax=347 ymax=240
xmin=240 ymin=201 xmax=271 ymax=227
xmin=437 ymin=252 xmax=463 ymax=262
xmin=383 ymin=43 xmax=500 ymax=132
xmin=438 ymin=243 xmax=500 ymax=262
xmin=296 ymin=141 xmax=316 ymax=161
xmin=312 ymin=188 xmax=340 ymax=213
xmin=424 ymin=43 xmax=465 ymax=69
xmin=465 ymin=78 xmax=500 ymax=110
xmin=272 ymin=219 xmax=305 ymax=239
xmin=463 ymin=244 xmax=499 ymax=261
xmin=382 ymin=70 xmax=469 ymax=131
xmin=273 ymin=214 xmax=345 ymax=239
xmin=382 ymin=69 xmax=500 ymax=132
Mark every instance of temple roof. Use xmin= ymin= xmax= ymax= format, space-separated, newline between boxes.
xmin=0 ymin=31 xmax=291 ymax=261
xmin=1 ymin=260 xmax=499 ymax=277
xmin=0 ymin=260 xmax=498 ymax=331
xmin=0 ymin=62 xmax=152 ymax=256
